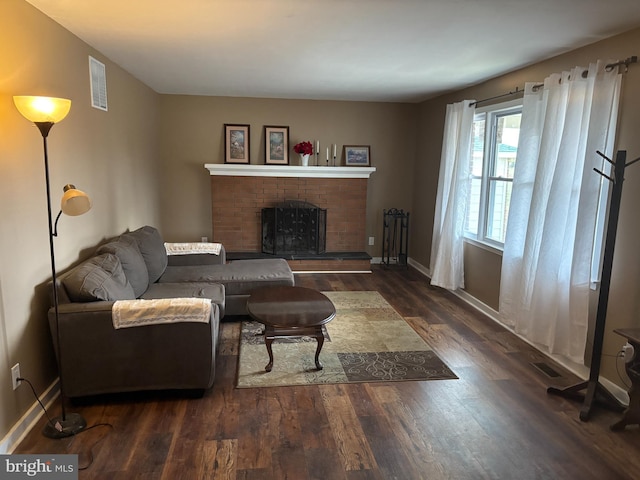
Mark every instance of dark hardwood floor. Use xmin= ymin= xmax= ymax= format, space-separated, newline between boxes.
xmin=15 ymin=267 xmax=640 ymax=479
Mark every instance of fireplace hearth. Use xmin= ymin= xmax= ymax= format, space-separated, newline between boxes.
xmin=262 ymin=200 xmax=326 ymax=255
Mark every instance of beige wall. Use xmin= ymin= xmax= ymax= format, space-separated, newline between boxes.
xmin=0 ymin=0 xmax=160 ymax=445
xmin=157 ymin=95 xmax=418 ymax=252
xmin=412 ymin=27 xmax=640 ymax=385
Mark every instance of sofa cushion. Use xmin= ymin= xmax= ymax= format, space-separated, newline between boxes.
xmin=97 ymin=237 xmax=149 ymax=298
xmin=142 ymin=282 xmax=226 ymax=318
xmin=158 ymin=258 xmax=295 ymax=296
xmin=126 ymin=226 xmax=168 ymax=283
xmin=62 ymin=253 xmax=136 ymax=302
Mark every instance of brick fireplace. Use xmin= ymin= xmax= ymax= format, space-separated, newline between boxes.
xmin=205 ymin=164 xmax=376 ymax=271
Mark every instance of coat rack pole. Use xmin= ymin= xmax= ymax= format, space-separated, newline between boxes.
xmin=548 ymin=150 xmax=632 ymax=421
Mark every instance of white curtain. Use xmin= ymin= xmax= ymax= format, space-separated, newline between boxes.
xmin=499 ymin=61 xmax=621 ymax=363
xmin=430 ymin=100 xmax=475 ymax=290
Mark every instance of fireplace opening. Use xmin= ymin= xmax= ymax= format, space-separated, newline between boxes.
xmin=262 ymin=200 xmax=327 ymax=255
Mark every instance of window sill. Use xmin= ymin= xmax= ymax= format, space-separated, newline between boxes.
xmin=464 ymin=237 xmax=503 ymax=257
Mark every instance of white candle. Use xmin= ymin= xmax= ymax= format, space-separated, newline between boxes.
xmin=333 ymin=144 xmax=337 ymax=157
xmin=326 ymin=147 xmax=329 ymax=160
xmin=316 ymin=140 xmax=319 ymax=154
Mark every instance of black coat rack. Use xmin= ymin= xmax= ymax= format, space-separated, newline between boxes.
xmin=548 ymin=150 xmax=640 ymax=421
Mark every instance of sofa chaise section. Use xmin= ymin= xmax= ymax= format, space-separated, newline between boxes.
xmin=161 ymin=257 xmax=295 ymax=316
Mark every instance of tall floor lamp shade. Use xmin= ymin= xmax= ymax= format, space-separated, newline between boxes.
xmin=14 ymin=96 xmax=91 ymax=438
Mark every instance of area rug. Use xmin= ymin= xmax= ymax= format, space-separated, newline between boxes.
xmin=236 ymin=291 xmax=457 ymax=388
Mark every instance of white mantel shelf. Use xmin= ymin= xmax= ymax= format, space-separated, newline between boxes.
xmin=204 ymin=164 xmax=376 ymax=179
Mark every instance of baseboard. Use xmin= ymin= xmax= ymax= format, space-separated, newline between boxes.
xmin=0 ymin=379 xmax=60 ymax=454
xmin=407 ymin=257 xmax=629 ymax=407
xmin=408 ymin=257 xmax=430 ymax=277
xmin=294 ymin=270 xmax=372 ymax=274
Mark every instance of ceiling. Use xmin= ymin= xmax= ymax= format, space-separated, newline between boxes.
xmin=26 ymin=0 xmax=640 ymax=103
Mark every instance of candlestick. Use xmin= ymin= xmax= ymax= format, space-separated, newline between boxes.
xmin=315 ymin=144 xmax=319 ymax=166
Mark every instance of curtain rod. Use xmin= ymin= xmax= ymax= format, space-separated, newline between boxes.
xmin=531 ymin=56 xmax=637 ymax=91
xmin=470 ymin=55 xmax=637 ymax=107
xmin=469 ymin=86 xmax=524 ymax=107
xmin=606 ymin=55 xmax=637 ymax=72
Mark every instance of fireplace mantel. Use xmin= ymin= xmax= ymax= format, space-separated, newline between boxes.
xmin=205 ymin=164 xmax=376 ymax=179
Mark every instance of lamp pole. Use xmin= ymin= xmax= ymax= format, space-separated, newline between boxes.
xmin=39 ymin=124 xmax=87 ymax=438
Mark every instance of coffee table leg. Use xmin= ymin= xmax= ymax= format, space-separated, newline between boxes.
xmin=314 ymin=328 xmax=324 ymax=370
xmin=265 ymin=335 xmax=274 ymax=372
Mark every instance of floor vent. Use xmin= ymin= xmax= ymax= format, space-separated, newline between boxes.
xmin=531 ymin=362 xmax=562 ymax=378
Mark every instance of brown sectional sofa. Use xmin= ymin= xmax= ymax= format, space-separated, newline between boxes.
xmin=49 ymin=225 xmax=294 ymax=398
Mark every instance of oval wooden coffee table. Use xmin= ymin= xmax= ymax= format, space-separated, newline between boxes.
xmin=247 ymin=286 xmax=336 ymax=372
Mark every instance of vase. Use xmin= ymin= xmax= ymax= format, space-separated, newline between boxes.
xmin=299 ymin=153 xmax=310 ymax=166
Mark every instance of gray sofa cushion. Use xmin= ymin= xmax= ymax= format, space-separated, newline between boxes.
xmin=97 ymin=237 xmax=149 ymax=297
xmin=158 ymin=258 xmax=295 ymax=296
xmin=62 ymin=253 xmax=136 ymax=302
xmin=126 ymin=226 xmax=168 ymax=283
xmin=142 ymin=282 xmax=226 ymax=317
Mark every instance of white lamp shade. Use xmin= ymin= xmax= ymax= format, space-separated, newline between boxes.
xmin=61 ymin=185 xmax=91 ymax=216
xmin=13 ymin=96 xmax=71 ymax=124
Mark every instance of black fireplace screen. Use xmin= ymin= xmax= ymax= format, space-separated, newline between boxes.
xmin=262 ymin=200 xmax=326 ymax=255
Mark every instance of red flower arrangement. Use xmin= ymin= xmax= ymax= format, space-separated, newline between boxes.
xmin=293 ymin=141 xmax=314 ymax=155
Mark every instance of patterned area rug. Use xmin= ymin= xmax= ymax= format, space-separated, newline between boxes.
xmin=236 ymin=291 xmax=457 ymax=388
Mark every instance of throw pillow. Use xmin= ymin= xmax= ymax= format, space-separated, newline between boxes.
xmin=62 ymin=253 xmax=136 ymax=302
xmin=97 ymin=237 xmax=149 ymax=297
xmin=126 ymin=226 xmax=168 ymax=283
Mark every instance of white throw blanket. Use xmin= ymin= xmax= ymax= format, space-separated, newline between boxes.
xmin=164 ymin=242 xmax=222 ymax=255
xmin=112 ymin=298 xmax=212 ymax=329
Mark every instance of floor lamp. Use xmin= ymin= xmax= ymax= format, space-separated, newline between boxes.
xmin=14 ymin=96 xmax=91 ymax=438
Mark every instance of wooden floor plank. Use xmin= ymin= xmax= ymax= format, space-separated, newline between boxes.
xmin=303 ymin=447 xmax=348 ymax=480
xmin=201 ymin=439 xmax=237 ymax=479
xmin=367 ymin=384 xmax=449 ymax=479
xmin=296 ymin=386 xmax=337 ymax=450
xmin=267 ymin=387 xmax=310 ymax=479
xmin=319 ymin=384 xmax=378 ymax=472
xmin=236 ymin=388 xmax=272 ymax=471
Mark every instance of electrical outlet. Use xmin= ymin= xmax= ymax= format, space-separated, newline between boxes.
xmin=368 ymin=236 xmax=375 ymax=246
xmin=201 ymin=236 xmax=208 ymax=243
xmin=11 ymin=363 xmax=21 ymax=390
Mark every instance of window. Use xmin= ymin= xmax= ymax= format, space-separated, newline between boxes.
xmin=465 ymin=101 xmax=522 ymax=249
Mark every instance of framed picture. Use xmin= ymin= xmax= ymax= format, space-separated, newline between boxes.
xmin=344 ymin=145 xmax=371 ymax=166
xmin=264 ymin=125 xmax=289 ymax=165
xmin=224 ymin=124 xmax=250 ymax=164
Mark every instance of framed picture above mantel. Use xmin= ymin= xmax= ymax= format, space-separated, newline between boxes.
xmin=264 ymin=125 xmax=290 ymax=165
xmin=344 ymin=145 xmax=371 ymax=166
xmin=224 ymin=124 xmax=250 ymax=164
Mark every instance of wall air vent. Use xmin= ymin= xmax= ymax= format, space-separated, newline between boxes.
xmin=89 ymin=55 xmax=108 ymax=111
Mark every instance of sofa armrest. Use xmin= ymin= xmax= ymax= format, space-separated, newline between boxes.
xmin=56 ymin=300 xmax=115 ymax=314
xmin=49 ymin=301 xmax=218 ymax=397
xmin=167 ymin=244 xmax=226 ymax=266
